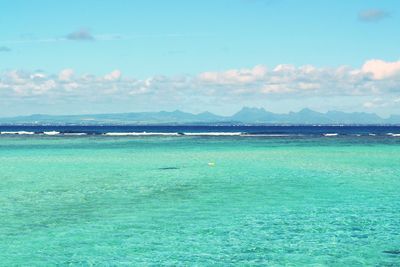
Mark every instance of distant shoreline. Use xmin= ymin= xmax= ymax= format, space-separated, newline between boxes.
xmin=1 ymin=107 xmax=399 ymax=125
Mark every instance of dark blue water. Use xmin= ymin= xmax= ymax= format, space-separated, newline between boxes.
xmin=1 ymin=125 xmax=400 ymax=136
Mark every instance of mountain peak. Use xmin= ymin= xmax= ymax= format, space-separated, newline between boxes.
xmin=298 ymin=108 xmax=320 ymax=114
xmin=232 ymin=107 xmax=276 ymax=122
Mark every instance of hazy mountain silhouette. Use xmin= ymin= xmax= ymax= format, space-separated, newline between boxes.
xmin=0 ymin=107 xmax=398 ymax=125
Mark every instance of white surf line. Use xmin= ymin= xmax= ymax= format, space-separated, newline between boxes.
xmin=0 ymin=131 xmax=35 ymax=135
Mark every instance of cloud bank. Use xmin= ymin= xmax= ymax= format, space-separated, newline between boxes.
xmin=1 ymin=59 xmax=400 ymax=114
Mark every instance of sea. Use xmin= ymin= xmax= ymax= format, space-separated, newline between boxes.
xmin=0 ymin=125 xmax=399 ymax=265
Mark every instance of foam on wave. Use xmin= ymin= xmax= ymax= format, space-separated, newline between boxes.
xmin=43 ymin=131 xmax=60 ymax=136
xmin=63 ymin=133 xmax=88 ymax=136
xmin=0 ymin=130 xmax=397 ymax=138
xmin=183 ymin=132 xmax=242 ymax=136
xmin=323 ymin=133 xmax=339 ymax=137
xmin=103 ymin=132 xmax=181 ymax=136
xmin=242 ymin=134 xmax=292 ymax=137
xmin=0 ymin=131 xmax=35 ymax=135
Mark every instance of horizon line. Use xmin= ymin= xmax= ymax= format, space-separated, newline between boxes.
xmin=0 ymin=107 xmax=398 ymax=120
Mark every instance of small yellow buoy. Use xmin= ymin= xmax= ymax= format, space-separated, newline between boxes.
xmin=208 ymin=162 xmax=215 ymax=167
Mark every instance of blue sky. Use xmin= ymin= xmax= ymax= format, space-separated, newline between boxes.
xmin=0 ymin=0 xmax=400 ymax=116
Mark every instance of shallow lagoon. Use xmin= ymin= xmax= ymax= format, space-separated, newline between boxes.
xmin=0 ymin=135 xmax=399 ymax=265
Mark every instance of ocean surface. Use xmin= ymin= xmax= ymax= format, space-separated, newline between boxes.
xmin=0 ymin=126 xmax=400 ymax=265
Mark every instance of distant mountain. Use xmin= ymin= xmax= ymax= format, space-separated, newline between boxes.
xmin=0 ymin=110 xmax=228 ymax=125
xmin=0 ymin=107 xmax=399 ymax=125
xmin=231 ymin=107 xmax=278 ymax=123
xmin=324 ymin=111 xmax=383 ymax=124
xmin=230 ymin=107 xmax=390 ymax=124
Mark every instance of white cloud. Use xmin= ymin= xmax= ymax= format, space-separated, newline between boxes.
xmin=199 ymin=65 xmax=267 ymax=84
xmin=362 ymin=59 xmax=400 ymax=80
xmin=58 ymin=69 xmax=74 ymax=81
xmin=104 ymin=70 xmax=122 ymax=81
xmin=0 ymin=71 xmax=57 ymax=96
xmin=30 ymin=73 xmax=46 ymax=80
xmin=363 ymin=98 xmax=386 ymax=108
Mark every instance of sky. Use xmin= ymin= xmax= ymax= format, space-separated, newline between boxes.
xmin=0 ymin=0 xmax=400 ymax=117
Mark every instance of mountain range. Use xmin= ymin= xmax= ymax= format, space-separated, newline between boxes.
xmin=0 ymin=107 xmax=399 ymax=125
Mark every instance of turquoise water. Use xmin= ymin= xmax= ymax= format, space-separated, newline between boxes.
xmin=0 ymin=136 xmax=399 ymax=266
